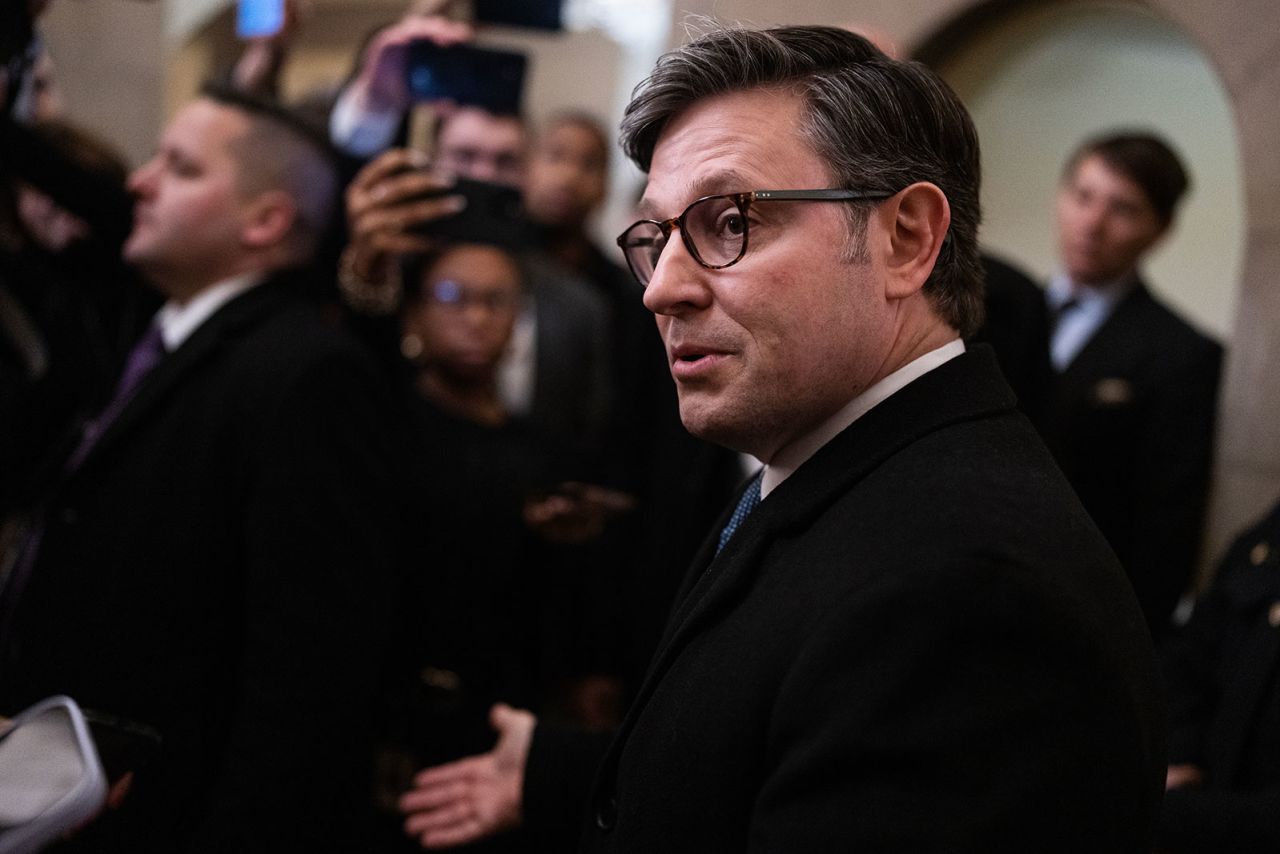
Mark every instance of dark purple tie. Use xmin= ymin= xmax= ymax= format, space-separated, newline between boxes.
xmin=0 ymin=323 xmax=167 ymax=649
xmin=64 ymin=321 xmax=167 ymax=472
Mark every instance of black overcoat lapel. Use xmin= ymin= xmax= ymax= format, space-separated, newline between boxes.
xmin=68 ymin=282 xmax=293 ymax=479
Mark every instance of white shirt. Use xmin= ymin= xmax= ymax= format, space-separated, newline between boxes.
xmin=155 ymin=274 xmax=261 ymax=352
xmin=760 ymin=338 xmax=967 ymax=499
xmin=497 ymin=298 xmax=538 ymax=416
xmin=1046 ymin=272 xmax=1135 ymax=372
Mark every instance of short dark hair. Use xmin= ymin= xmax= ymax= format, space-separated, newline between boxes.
xmin=199 ymin=82 xmax=341 ymax=263
xmin=619 ymin=24 xmax=984 ymax=337
xmin=434 ymin=105 xmax=528 ymax=142
xmin=1064 ymin=131 xmax=1189 ymax=224
xmin=540 ymin=111 xmax=610 ymax=157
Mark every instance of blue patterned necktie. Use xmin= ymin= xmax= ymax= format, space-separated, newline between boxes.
xmin=717 ymin=472 xmax=763 ymax=554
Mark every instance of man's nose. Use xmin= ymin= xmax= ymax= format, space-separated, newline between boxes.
xmin=468 ymin=161 xmax=500 ymax=182
xmin=1078 ymin=202 xmax=1108 ymax=235
xmin=641 ymin=233 xmax=712 ymax=317
xmin=127 ymin=159 xmax=159 ymax=196
xmin=462 ymin=301 xmax=497 ymax=325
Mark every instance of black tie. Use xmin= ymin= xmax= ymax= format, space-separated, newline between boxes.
xmin=1048 ymin=295 xmax=1080 ymax=339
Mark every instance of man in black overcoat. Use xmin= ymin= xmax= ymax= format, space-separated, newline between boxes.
xmin=398 ymin=25 xmax=1166 ymax=853
xmin=0 ymin=87 xmax=398 ymax=851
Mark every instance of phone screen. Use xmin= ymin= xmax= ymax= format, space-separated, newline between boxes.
xmin=237 ymin=0 xmax=285 ymax=39
xmin=406 ymin=42 xmax=527 ymax=114
xmin=84 ymin=711 xmax=162 ymax=782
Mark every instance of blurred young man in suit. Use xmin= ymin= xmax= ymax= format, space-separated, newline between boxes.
xmin=0 ymin=86 xmax=398 ymax=852
xmin=1038 ymin=132 xmax=1222 ymax=639
xmin=399 ymin=25 xmax=1165 ymax=853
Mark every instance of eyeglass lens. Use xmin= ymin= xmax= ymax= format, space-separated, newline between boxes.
xmin=622 ymin=195 xmax=748 ymax=286
xmin=428 ymin=279 xmax=517 ymax=313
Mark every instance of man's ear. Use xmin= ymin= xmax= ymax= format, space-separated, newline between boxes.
xmin=1146 ymin=216 xmax=1174 ymax=254
xmin=240 ymin=189 xmax=297 ymax=251
xmin=878 ymin=182 xmax=950 ymax=300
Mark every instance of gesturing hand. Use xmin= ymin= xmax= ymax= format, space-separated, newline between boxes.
xmin=399 ymin=703 xmax=536 ymax=849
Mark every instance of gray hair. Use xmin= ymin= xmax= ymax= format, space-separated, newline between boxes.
xmin=619 ymin=24 xmax=984 ymax=337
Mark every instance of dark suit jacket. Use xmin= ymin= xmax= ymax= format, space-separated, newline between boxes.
xmin=545 ymin=242 xmax=743 ymax=691
xmin=1158 ymin=498 xmax=1280 ymax=852
xmin=1036 ymin=282 xmax=1222 ymax=638
xmin=972 ymin=253 xmax=1052 ymax=421
xmin=0 ymin=274 xmax=399 ymax=852
xmin=551 ymin=346 xmax=1163 ymax=853
xmin=523 ymin=254 xmax=612 ymax=459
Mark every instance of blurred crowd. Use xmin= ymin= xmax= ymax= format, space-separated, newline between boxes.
xmin=0 ymin=1 xmax=1274 ymax=852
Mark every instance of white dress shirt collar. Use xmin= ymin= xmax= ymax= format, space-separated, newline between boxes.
xmin=155 ymin=274 xmax=261 ymax=352
xmin=1046 ymin=270 xmax=1134 ymax=311
xmin=760 ymin=338 xmax=966 ymax=499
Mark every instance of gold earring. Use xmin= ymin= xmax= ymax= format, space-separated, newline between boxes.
xmin=400 ymin=333 xmax=424 ymax=362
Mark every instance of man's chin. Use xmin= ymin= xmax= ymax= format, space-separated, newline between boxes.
xmin=120 ymin=234 xmax=149 ymax=266
xmin=678 ymin=398 xmax=751 ymax=454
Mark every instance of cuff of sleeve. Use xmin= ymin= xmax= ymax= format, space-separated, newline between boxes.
xmin=522 ymin=723 xmax=614 ymax=844
xmin=329 ymin=86 xmax=401 ymax=158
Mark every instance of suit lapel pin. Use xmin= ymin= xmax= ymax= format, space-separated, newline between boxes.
xmin=1251 ymin=541 xmax=1271 ymax=567
xmin=1092 ymin=377 xmax=1133 ymax=406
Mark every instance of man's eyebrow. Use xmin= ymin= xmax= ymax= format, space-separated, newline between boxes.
xmin=636 ymin=169 xmax=756 ymax=220
xmin=635 ymin=197 xmax=661 ymax=220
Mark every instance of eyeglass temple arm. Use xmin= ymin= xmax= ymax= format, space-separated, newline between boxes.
xmin=751 ymin=189 xmax=893 ymax=202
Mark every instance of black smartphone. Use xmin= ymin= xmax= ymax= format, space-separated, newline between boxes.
xmin=471 ymin=0 xmax=563 ymax=31
xmin=405 ymin=42 xmax=527 ymax=114
xmin=416 ymin=176 xmax=531 ymax=249
xmin=83 ymin=709 xmax=162 ymax=782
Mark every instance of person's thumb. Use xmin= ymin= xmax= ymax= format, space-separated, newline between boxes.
xmin=490 ymin=703 xmax=534 ymax=736
xmin=489 ymin=702 xmax=516 ymax=731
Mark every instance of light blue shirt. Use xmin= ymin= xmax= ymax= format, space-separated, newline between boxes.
xmin=1046 ymin=273 xmax=1135 ymax=372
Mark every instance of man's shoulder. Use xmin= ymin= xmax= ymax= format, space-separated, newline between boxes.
xmin=222 ymin=277 xmax=360 ymax=352
xmin=807 ymin=349 xmax=1107 ymax=555
xmin=523 ymin=253 xmax=610 ymax=319
xmin=782 ymin=348 xmax=1086 ymax=552
xmin=839 ymin=404 xmax=1089 ymax=544
xmin=782 ymin=406 xmax=1139 ymax=657
xmin=1118 ymin=283 xmax=1222 ymax=359
xmin=1217 ymin=497 xmax=1280 ymax=582
xmin=202 ymin=279 xmax=380 ymax=394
